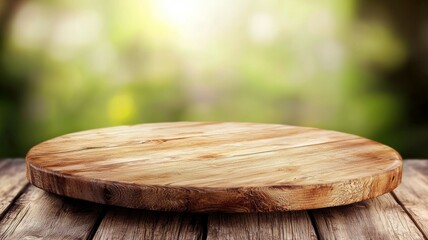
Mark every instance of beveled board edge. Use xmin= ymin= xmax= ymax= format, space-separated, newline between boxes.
xmin=25 ymin=159 xmax=402 ymax=212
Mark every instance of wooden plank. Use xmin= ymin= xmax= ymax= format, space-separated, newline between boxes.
xmin=0 ymin=159 xmax=28 ymax=218
xmin=93 ymin=207 xmax=204 ymax=240
xmin=0 ymin=186 xmax=103 ymax=239
xmin=207 ymin=211 xmax=317 ymax=239
xmin=311 ymin=194 xmax=424 ymax=239
xmin=393 ymin=160 xmax=428 ymax=237
xmin=26 ymin=122 xmax=402 ymax=212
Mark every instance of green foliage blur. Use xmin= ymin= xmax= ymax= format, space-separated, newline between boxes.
xmin=0 ymin=0 xmax=425 ymax=157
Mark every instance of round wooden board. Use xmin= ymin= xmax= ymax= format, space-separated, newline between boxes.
xmin=26 ymin=122 xmax=402 ymax=212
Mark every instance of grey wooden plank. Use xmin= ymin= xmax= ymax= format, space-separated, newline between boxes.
xmin=93 ymin=207 xmax=204 ymax=240
xmin=311 ymin=193 xmax=424 ymax=240
xmin=207 ymin=211 xmax=317 ymax=240
xmin=0 ymin=159 xmax=28 ymax=219
xmin=393 ymin=159 xmax=428 ymax=238
xmin=0 ymin=186 xmax=103 ymax=239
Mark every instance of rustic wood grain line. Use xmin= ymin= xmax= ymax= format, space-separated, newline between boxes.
xmin=1 ymin=159 xmax=428 ymax=239
xmin=27 ymin=122 xmax=288 ymax=156
xmin=26 ymin=122 xmax=402 ymax=212
xmin=310 ymin=193 xmax=425 ymax=239
xmin=393 ymin=160 xmax=428 ymax=238
xmin=207 ymin=211 xmax=317 ymax=239
xmin=93 ymin=207 xmax=204 ymax=240
xmin=0 ymin=186 xmax=103 ymax=240
xmin=0 ymin=159 xmax=28 ymax=219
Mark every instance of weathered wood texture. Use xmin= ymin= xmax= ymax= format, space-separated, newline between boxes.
xmin=26 ymin=122 xmax=402 ymax=212
xmin=93 ymin=208 xmax=204 ymax=240
xmin=0 ymin=187 xmax=102 ymax=240
xmin=207 ymin=212 xmax=317 ymax=240
xmin=1 ymin=159 xmax=427 ymax=239
xmin=0 ymin=159 xmax=28 ymax=218
xmin=310 ymin=194 xmax=424 ymax=240
xmin=393 ymin=160 xmax=428 ymax=237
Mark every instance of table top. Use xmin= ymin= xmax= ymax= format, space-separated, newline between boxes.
xmin=26 ymin=122 xmax=402 ymax=212
xmin=0 ymin=158 xmax=427 ymax=239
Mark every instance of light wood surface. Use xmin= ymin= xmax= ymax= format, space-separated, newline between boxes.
xmin=26 ymin=122 xmax=402 ymax=212
xmin=0 ymin=159 xmax=28 ymax=219
xmin=1 ymin=159 xmax=427 ymax=239
xmin=207 ymin=212 xmax=316 ymax=239
xmin=311 ymin=194 xmax=424 ymax=239
xmin=0 ymin=187 xmax=102 ymax=240
xmin=94 ymin=208 xmax=203 ymax=240
xmin=393 ymin=160 xmax=428 ymax=237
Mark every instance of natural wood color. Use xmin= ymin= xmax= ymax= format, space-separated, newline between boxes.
xmin=0 ymin=159 xmax=28 ymax=218
xmin=207 ymin=212 xmax=316 ymax=239
xmin=310 ymin=194 xmax=425 ymax=239
xmin=1 ymin=159 xmax=428 ymax=239
xmin=0 ymin=186 xmax=102 ymax=239
xmin=393 ymin=160 xmax=428 ymax=237
xmin=26 ymin=122 xmax=402 ymax=212
xmin=93 ymin=208 xmax=204 ymax=240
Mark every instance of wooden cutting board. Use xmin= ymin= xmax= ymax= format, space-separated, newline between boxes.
xmin=26 ymin=122 xmax=402 ymax=212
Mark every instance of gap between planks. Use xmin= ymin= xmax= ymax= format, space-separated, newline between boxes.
xmin=392 ymin=160 xmax=428 ymax=239
xmin=0 ymin=159 xmax=30 ymax=221
xmin=85 ymin=206 xmax=107 ymax=240
xmin=0 ymin=187 xmax=104 ymax=239
xmin=1 ymin=159 xmax=428 ymax=240
xmin=0 ymin=184 xmax=30 ymax=222
xmin=308 ymin=211 xmax=321 ymax=240
xmin=308 ymin=193 xmax=425 ymax=240
xmin=392 ymin=192 xmax=428 ymax=240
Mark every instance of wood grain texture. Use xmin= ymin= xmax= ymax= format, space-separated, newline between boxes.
xmin=207 ymin=212 xmax=316 ymax=240
xmin=26 ymin=122 xmax=403 ymax=212
xmin=310 ymin=194 xmax=425 ymax=240
xmin=0 ymin=186 xmax=102 ymax=240
xmin=1 ymin=159 xmax=428 ymax=239
xmin=393 ymin=160 xmax=428 ymax=237
xmin=0 ymin=159 xmax=28 ymax=218
xmin=93 ymin=208 xmax=204 ymax=240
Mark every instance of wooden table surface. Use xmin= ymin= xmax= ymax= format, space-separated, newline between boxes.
xmin=0 ymin=158 xmax=427 ymax=240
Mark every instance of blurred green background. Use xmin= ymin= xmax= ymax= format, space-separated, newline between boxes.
xmin=0 ymin=0 xmax=427 ymax=158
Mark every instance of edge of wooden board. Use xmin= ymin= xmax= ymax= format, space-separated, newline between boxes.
xmin=26 ymin=159 xmax=402 ymax=212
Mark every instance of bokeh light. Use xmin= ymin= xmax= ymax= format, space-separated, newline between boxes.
xmin=0 ymin=0 xmax=426 ymax=157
